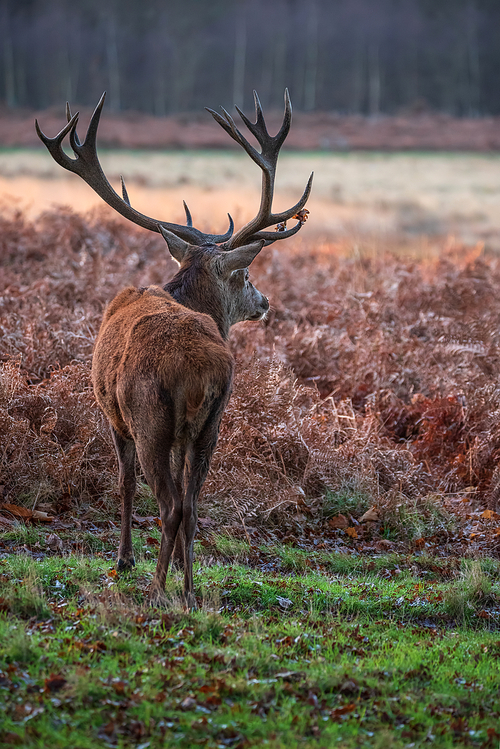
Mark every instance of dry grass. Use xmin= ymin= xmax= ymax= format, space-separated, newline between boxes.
xmin=1 ymin=204 xmax=500 ymax=542
xmin=2 ymin=151 xmax=500 ymax=247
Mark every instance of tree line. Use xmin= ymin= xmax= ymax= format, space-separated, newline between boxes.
xmin=1 ymin=0 xmax=499 ymax=116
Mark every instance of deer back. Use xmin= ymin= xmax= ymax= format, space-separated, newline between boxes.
xmin=92 ymin=285 xmax=234 ymax=441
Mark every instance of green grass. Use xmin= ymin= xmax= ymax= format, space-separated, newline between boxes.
xmin=0 ymin=545 xmax=499 ymax=748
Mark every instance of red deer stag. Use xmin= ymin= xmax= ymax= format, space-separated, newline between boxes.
xmin=36 ymin=91 xmax=312 ymax=607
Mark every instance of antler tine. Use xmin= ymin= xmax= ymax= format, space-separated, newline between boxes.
xmin=209 ymin=90 xmax=312 ymax=249
xmin=120 ymin=176 xmax=131 ymax=206
xmin=36 ymin=94 xmax=234 ymax=246
xmin=235 ymin=90 xmax=269 ymax=140
xmin=206 ymin=106 xmax=264 ymax=171
xmin=66 ymin=101 xmax=81 ymax=146
xmin=183 ymin=200 xmax=193 ymax=227
xmin=35 ymin=111 xmax=81 ymax=172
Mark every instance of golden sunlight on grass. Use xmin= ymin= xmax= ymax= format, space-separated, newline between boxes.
xmin=1 ymin=151 xmax=500 ymax=248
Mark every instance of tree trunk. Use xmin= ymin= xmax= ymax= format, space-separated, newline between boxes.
xmin=2 ymin=5 xmax=16 ymax=108
xmin=466 ymin=1 xmax=480 ymax=115
xmin=350 ymin=32 xmax=364 ymax=114
xmin=233 ymin=8 xmax=247 ymax=110
xmin=368 ymin=39 xmax=380 ymax=116
xmin=303 ymin=0 xmax=319 ymax=111
xmin=106 ymin=10 xmax=121 ymax=112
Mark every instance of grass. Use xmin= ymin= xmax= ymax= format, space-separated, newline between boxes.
xmin=2 ymin=150 xmax=500 ymax=246
xmin=0 ymin=541 xmax=499 ymax=748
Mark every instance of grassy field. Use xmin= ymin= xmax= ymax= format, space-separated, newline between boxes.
xmin=1 ymin=531 xmax=499 ymax=749
xmin=1 ymin=150 xmax=500 ymax=248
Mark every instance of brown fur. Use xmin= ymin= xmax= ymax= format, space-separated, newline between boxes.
xmin=93 ymin=286 xmax=233 ymax=440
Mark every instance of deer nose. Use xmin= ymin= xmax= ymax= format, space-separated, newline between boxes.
xmin=262 ymin=296 xmax=270 ymax=311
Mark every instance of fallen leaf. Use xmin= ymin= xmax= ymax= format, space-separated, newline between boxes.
xmin=1 ymin=503 xmax=32 ymax=519
xmin=414 ymin=537 xmax=425 ymax=549
xmin=328 ymin=514 xmax=348 ymax=529
xmin=330 ymin=703 xmax=356 ymax=721
xmin=339 ymin=680 xmax=358 ymax=694
xmin=478 ymin=610 xmax=491 ymax=619
xmin=481 ymin=509 xmax=500 ymax=521
xmin=180 ymin=696 xmax=197 ymax=710
xmin=32 ymin=510 xmax=54 ymax=522
xmin=359 ymin=506 xmax=379 ymax=523
xmin=198 ymin=517 xmax=213 ymax=527
xmin=307 ymin=690 xmax=319 ymax=707
xmin=44 ymin=674 xmax=67 ymax=693
xmin=46 ymin=534 xmax=63 ymax=551
xmin=375 ymin=539 xmax=395 ymax=550
xmin=275 ymin=670 xmax=303 ymax=681
xmin=346 ymin=527 xmax=358 ymax=539
xmin=111 ymin=680 xmax=127 ymax=695
xmin=100 ymin=721 xmax=115 ymax=737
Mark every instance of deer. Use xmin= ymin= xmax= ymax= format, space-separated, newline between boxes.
xmin=35 ymin=90 xmax=312 ymax=607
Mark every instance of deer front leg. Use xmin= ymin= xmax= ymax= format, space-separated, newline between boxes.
xmin=111 ymin=428 xmax=137 ymax=571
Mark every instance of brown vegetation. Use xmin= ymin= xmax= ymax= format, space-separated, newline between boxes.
xmin=1 ymin=206 xmax=500 ymax=554
xmin=3 ymin=107 xmax=500 ymax=151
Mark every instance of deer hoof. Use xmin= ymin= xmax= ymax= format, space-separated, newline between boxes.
xmin=184 ymin=592 xmax=197 ymax=611
xmin=117 ymin=557 xmax=135 ymax=572
xmin=149 ymin=586 xmax=168 ymax=609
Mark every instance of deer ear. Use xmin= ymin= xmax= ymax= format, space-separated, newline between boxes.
xmin=158 ymin=225 xmax=190 ymax=263
xmin=220 ymin=240 xmax=265 ymax=274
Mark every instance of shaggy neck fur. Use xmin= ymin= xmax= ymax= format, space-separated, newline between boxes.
xmin=164 ymin=249 xmax=230 ymax=340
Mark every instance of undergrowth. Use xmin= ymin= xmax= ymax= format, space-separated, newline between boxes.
xmin=1 ymin=207 xmax=500 ymax=544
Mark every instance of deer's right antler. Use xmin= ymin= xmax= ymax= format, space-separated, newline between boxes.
xmin=35 ymin=93 xmax=234 ymax=245
xmin=207 ymin=90 xmax=313 ymax=249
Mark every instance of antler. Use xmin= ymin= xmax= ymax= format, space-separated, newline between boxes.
xmin=206 ymin=89 xmax=313 ymax=249
xmin=35 ymin=93 xmax=234 ymax=245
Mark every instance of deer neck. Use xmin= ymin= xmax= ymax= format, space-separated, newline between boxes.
xmin=163 ymin=267 xmax=231 ymax=341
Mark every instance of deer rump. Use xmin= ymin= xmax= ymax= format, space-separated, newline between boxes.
xmin=93 ymin=285 xmax=234 ymax=444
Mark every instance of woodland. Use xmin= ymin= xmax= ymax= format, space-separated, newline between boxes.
xmin=1 ymin=0 xmax=499 ymax=117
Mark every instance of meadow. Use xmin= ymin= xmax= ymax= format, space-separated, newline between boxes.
xmin=0 ymin=151 xmax=499 ymax=747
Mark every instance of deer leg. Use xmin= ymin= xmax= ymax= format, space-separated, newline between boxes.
xmin=171 ymin=445 xmax=187 ymax=570
xmin=111 ymin=427 xmax=137 ymax=571
xmin=182 ymin=393 xmax=230 ymax=608
xmin=135 ymin=437 xmax=183 ymax=604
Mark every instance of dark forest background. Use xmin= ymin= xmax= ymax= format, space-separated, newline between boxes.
xmin=1 ymin=0 xmax=499 ymax=116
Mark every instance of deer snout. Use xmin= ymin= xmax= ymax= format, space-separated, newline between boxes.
xmin=249 ymin=296 xmax=269 ymax=321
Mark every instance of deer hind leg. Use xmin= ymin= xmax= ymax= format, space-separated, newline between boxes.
xmin=171 ymin=445 xmax=187 ymax=570
xmin=134 ymin=430 xmax=183 ymax=604
xmin=111 ymin=427 xmax=137 ymax=572
xmin=182 ymin=391 xmax=230 ymax=608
